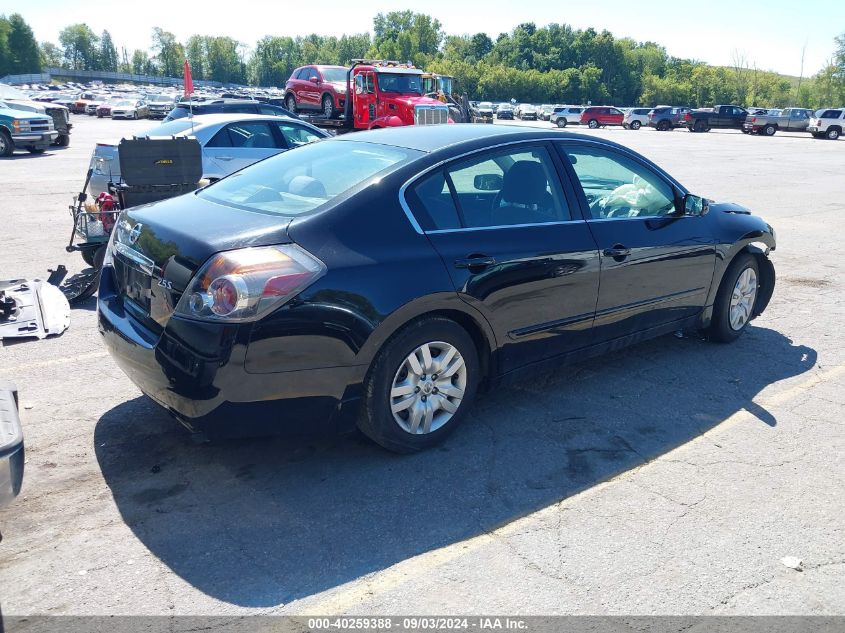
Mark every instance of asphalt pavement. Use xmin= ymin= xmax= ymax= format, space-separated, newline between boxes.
xmin=0 ymin=115 xmax=843 ymax=616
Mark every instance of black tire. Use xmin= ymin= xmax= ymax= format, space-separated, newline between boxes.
xmin=556 ymin=118 xmax=567 ymax=128
xmin=81 ymin=248 xmax=97 ymax=267
xmin=56 ymin=133 xmax=70 ymax=147
xmin=0 ymin=129 xmax=13 ymax=157
xmin=657 ymin=120 xmax=671 ymax=131
xmin=357 ymin=317 xmax=480 ymax=453
xmin=826 ymin=127 xmax=841 ymax=140
xmin=321 ymin=94 xmax=335 ymax=118
xmin=631 ymin=120 xmax=641 ymax=130
xmin=588 ymin=119 xmax=599 ymax=129
xmin=763 ymin=124 xmax=776 ymax=136
xmin=706 ymin=253 xmax=760 ymax=343
xmin=285 ymin=93 xmax=297 ymax=113
xmin=693 ymin=119 xmax=707 ymax=133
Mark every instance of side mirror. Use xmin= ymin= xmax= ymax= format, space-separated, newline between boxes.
xmin=310 ymin=77 xmax=320 ymax=84
xmin=474 ymin=174 xmax=503 ymax=191
xmin=683 ymin=193 xmax=709 ymax=216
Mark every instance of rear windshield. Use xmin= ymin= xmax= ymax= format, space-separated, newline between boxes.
xmin=138 ymin=120 xmax=196 ymax=137
xmin=199 ymin=140 xmax=417 ymax=217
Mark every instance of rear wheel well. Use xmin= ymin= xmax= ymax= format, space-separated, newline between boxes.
xmin=370 ymin=310 xmax=494 ymax=389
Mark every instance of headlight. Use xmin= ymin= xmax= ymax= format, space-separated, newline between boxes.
xmin=12 ymin=120 xmax=22 ymax=131
xmin=173 ymin=245 xmax=326 ymax=323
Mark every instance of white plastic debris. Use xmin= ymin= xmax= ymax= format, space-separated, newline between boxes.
xmin=781 ymin=556 xmax=803 ymax=571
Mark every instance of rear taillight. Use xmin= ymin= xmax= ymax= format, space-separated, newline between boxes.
xmin=751 ymin=117 xmax=756 ymax=123
xmin=684 ymin=113 xmax=691 ymax=121
xmin=175 ymin=244 xmax=326 ymax=322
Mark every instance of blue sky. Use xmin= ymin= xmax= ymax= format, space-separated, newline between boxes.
xmin=19 ymin=0 xmax=845 ymax=76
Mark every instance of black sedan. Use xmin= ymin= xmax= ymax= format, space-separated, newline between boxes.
xmin=98 ymin=125 xmax=776 ymax=452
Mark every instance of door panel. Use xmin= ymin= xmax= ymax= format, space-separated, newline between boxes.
xmin=406 ymin=144 xmax=600 ymax=371
xmin=557 ymin=142 xmax=716 ymax=342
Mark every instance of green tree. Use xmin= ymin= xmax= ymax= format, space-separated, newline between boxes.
xmin=131 ymin=49 xmax=154 ymax=75
xmin=59 ymin=23 xmax=98 ymax=70
xmin=97 ymin=30 xmax=118 ymax=72
xmin=6 ymin=14 xmax=40 ymax=73
xmin=151 ymin=27 xmax=183 ymax=77
xmin=40 ymin=41 xmax=63 ymax=68
xmin=0 ymin=17 xmax=11 ymax=76
xmin=371 ymin=11 xmax=443 ymax=66
xmin=185 ymin=36 xmax=206 ymax=81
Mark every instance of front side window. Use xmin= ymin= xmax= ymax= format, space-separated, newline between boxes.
xmin=562 ymin=146 xmax=677 ymax=220
xmin=275 ymin=122 xmax=323 ymax=147
xmin=409 ymin=146 xmax=571 ymax=230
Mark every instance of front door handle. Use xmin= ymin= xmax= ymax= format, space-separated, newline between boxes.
xmin=603 ymin=245 xmax=631 ymax=258
xmin=217 ymin=156 xmax=234 ymax=161
xmin=454 ymin=255 xmax=496 ymax=270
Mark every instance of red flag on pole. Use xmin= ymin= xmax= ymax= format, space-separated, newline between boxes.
xmin=183 ymin=59 xmax=194 ymax=98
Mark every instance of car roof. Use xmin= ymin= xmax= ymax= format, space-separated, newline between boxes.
xmin=334 ymin=124 xmax=625 ymax=154
xmin=166 ymin=113 xmax=306 ymax=127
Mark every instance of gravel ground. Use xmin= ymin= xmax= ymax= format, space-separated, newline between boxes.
xmin=0 ymin=115 xmax=843 ymax=616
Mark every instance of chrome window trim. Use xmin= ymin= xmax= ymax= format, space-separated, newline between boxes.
xmin=427 ymin=219 xmax=584 ymax=235
xmin=398 ymin=138 xmax=576 ymax=235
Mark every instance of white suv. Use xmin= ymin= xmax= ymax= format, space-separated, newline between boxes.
xmin=623 ymin=108 xmax=651 ymax=130
xmin=807 ymin=108 xmax=844 ymax=140
xmin=550 ymin=106 xmax=583 ymax=128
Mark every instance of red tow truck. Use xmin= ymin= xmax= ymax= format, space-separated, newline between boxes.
xmin=296 ymin=59 xmax=455 ymax=132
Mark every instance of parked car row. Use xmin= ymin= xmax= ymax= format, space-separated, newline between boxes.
xmin=541 ymin=101 xmax=844 ymax=140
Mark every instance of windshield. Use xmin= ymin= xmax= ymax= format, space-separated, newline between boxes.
xmin=200 ymin=140 xmax=416 ymax=217
xmin=148 ymin=95 xmax=173 ymax=103
xmin=479 ymin=102 xmax=493 ymax=108
xmin=115 ymin=101 xmax=134 ymax=107
xmin=321 ymin=68 xmax=348 ymax=82
xmin=0 ymin=84 xmax=28 ymax=100
xmin=139 ymin=119 xmax=196 ymax=137
xmin=377 ymin=73 xmax=422 ymax=94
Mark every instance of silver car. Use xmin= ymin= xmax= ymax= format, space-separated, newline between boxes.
xmin=87 ymin=114 xmax=330 ymax=197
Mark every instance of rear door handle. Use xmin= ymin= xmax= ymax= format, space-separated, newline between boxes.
xmin=454 ymin=255 xmax=496 ymax=270
xmin=603 ymin=246 xmax=631 ymax=258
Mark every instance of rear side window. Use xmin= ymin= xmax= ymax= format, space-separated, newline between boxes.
xmin=821 ymin=109 xmax=842 ymax=118
xmin=406 ymin=171 xmax=461 ymax=230
xmin=208 ymin=122 xmax=277 ymax=148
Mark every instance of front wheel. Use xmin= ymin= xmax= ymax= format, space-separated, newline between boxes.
xmin=706 ymin=253 xmax=760 ymax=343
xmin=588 ymin=119 xmax=599 ymax=129
xmin=285 ymin=94 xmax=297 ymax=113
xmin=0 ymin=130 xmax=13 ymax=157
xmin=357 ymin=317 xmax=480 ymax=453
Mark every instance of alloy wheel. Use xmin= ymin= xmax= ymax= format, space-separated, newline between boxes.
xmin=390 ymin=341 xmax=467 ymax=435
xmin=729 ymin=267 xmax=758 ymax=331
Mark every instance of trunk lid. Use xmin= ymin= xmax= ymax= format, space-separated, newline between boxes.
xmin=113 ymin=193 xmax=292 ymax=332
